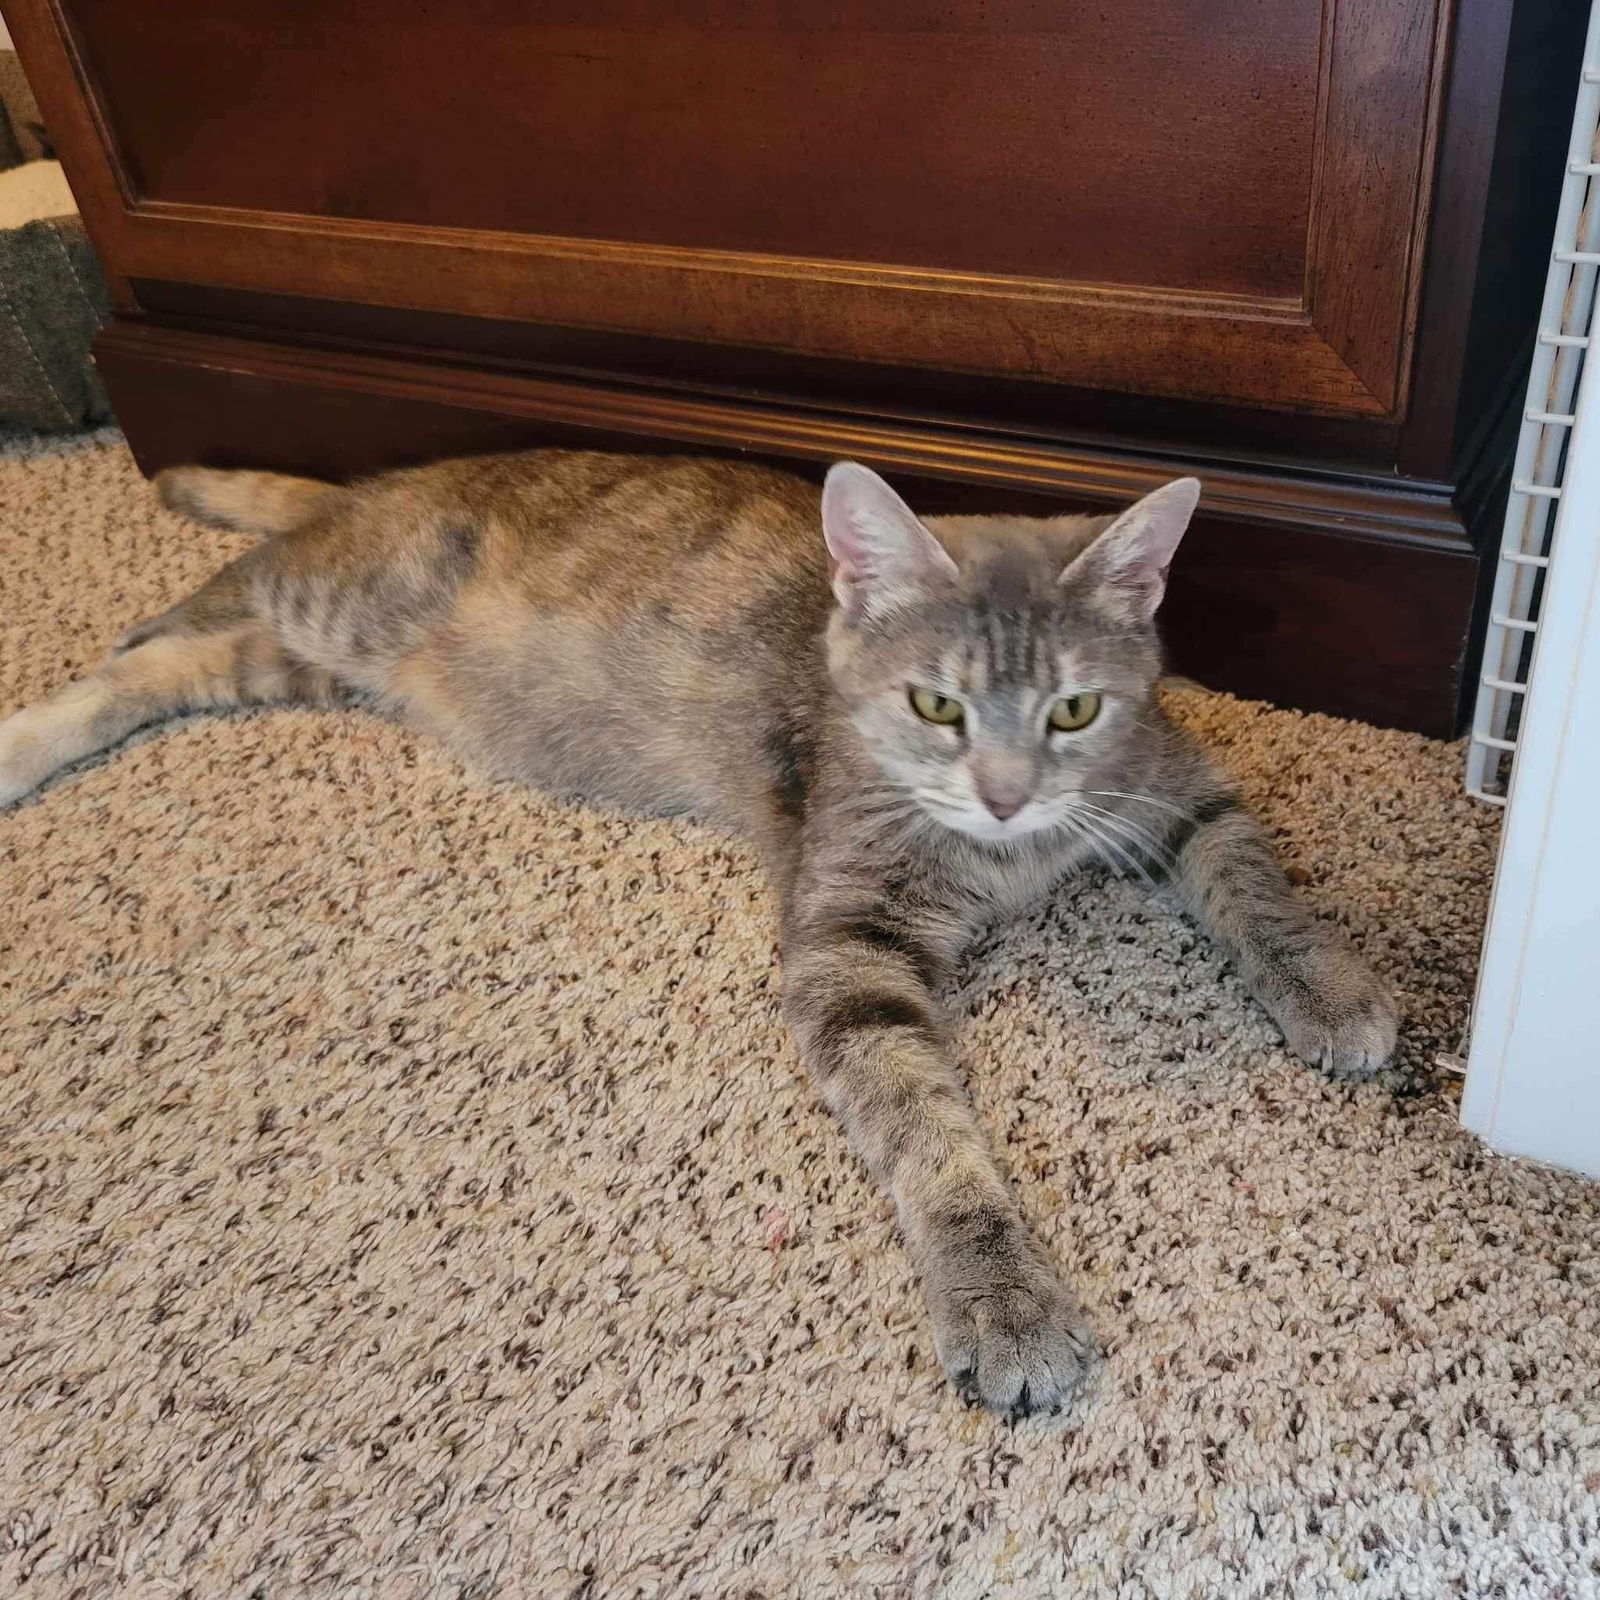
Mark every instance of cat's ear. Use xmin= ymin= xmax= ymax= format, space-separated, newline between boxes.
xmin=1060 ymin=477 xmax=1201 ymax=621
xmin=821 ymin=462 xmax=957 ymax=620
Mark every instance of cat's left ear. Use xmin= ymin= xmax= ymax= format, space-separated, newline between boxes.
xmin=1060 ymin=477 xmax=1201 ymax=622
xmin=821 ymin=461 xmax=957 ymax=620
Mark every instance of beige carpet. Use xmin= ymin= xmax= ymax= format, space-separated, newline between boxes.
xmin=2 ymin=426 xmax=1597 ymax=1600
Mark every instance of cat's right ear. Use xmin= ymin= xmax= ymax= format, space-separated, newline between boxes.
xmin=1058 ymin=476 xmax=1201 ymax=623
xmin=821 ymin=462 xmax=957 ymax=621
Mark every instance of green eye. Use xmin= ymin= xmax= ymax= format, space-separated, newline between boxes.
xmin=1047 ymin=692 xmax=1102 ymax=732
xmin=909 ymin=687 xmax=965 ymax=727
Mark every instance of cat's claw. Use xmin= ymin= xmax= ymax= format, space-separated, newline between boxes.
xmin=1298 ymin=1007 xmax=1399 ymax=1079
xmin=929 ymin=1271 xmax=1097 ymax=1418
xmin=1269 ymin=947 xmax=1400 ymax=1079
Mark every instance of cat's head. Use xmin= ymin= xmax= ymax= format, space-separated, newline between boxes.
xmin=820 ymin=462 xmax=1199 ymax=844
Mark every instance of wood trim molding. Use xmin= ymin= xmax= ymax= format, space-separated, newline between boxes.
xmin=6 ymin=0 xmax=1448 ymax=422
xmin=94 ymin=319 xmax=1472 ymax=553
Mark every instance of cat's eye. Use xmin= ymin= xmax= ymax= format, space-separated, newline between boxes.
xmin=908 ymin=687 xmax=965 ymax=728
xmin=1047 ymin=692 xmax=1102 ymax=732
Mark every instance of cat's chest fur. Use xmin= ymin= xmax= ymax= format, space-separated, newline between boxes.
xmin=807 ymin=793 xmax=1101 ymax=960
xmin=931 ymin=829 xmax=1101 ymax=931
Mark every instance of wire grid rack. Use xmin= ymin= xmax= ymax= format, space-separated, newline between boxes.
xmin=1466 ymin=10 xmax=1600 ymax=805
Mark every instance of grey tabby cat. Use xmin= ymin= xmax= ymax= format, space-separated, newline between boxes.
xmin=0 ymin=450 xmax=1398 ymax=1418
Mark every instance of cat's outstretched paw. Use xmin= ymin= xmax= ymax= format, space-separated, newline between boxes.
xmin=1269 ymin=943 xmax=1400 ymax=1079
xmin=926 ymin=1250 xmax=1096 ymax=1419
xmin=0 ymin=706 xmax=47 ymax=809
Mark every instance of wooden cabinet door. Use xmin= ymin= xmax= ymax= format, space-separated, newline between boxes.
xmin=12 ymin=0 xmax=1444 ymax=418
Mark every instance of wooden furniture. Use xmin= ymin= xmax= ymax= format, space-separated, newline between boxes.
xmin=2 ymin=0 xmax=1582 ymax=734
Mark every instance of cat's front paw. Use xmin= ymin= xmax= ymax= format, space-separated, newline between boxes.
xmin=0 ymin=706 xmax=47 ymax=808
xmin=924 ymin=1229 xmax=1096 ymax=1418
xmin=1267 ymin=941 xmax=1399 ymax=1079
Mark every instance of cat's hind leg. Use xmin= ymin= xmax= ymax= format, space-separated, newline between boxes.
xmin=0 ymin=563 xmax=341 ymax=807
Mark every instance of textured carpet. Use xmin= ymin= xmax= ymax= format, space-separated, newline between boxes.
xmin=2 ymin=427 xmax=1598 ymax=1600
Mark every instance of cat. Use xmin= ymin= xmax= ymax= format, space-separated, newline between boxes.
xmin=0 ymin=449 xmax=1399 ymax=1418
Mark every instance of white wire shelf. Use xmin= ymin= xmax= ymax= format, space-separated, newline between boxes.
xmin=1467 ymin=21 xmax=1600 ymax=807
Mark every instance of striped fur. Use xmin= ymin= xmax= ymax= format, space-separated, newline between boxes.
xmin=0 ymin=451 xmax=1398 ymax=1415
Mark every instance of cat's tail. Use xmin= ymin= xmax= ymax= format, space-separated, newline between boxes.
xmin=156 ymin=466 xmax=344 ymax=536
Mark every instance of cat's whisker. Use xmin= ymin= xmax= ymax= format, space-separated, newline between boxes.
xmin=1071 ymin=799 xmax=1178 ymax=884
xmin=1073 ymin=800 xmax=1176 ymax=874
xmin=1094 ymin=820 xmax=1177 ymax=885
xmin=1073 ymin=817 xmax=1149 ymax=886
xmin=1062 ymin=804 xmax=1155 ymax=886
xmin=1079 ymin=788 xmax=1197 ymax=822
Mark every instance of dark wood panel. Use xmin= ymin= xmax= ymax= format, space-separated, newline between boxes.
xmin=115 ymin=209 xmax=1390 ymax=413
xmin=1401 ymin=0 xmax=1587 ymax=479
xmin=72 ymin=0 xmax=1318 ymax=295
xmin=1307 ymin=0 xmax=1447 ymax=408
xmin=5 ymin=0 xmax=1448 ymax=417
xmin=92 ymin=319 xmax=1481 ymax=737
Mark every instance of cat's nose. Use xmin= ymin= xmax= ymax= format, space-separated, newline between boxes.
xmin=979 ymin=786 xmax=1030 ymax=820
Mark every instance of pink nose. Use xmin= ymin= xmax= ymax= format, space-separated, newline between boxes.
xmin=980 ymin=788 xmax=1029 ymax=821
